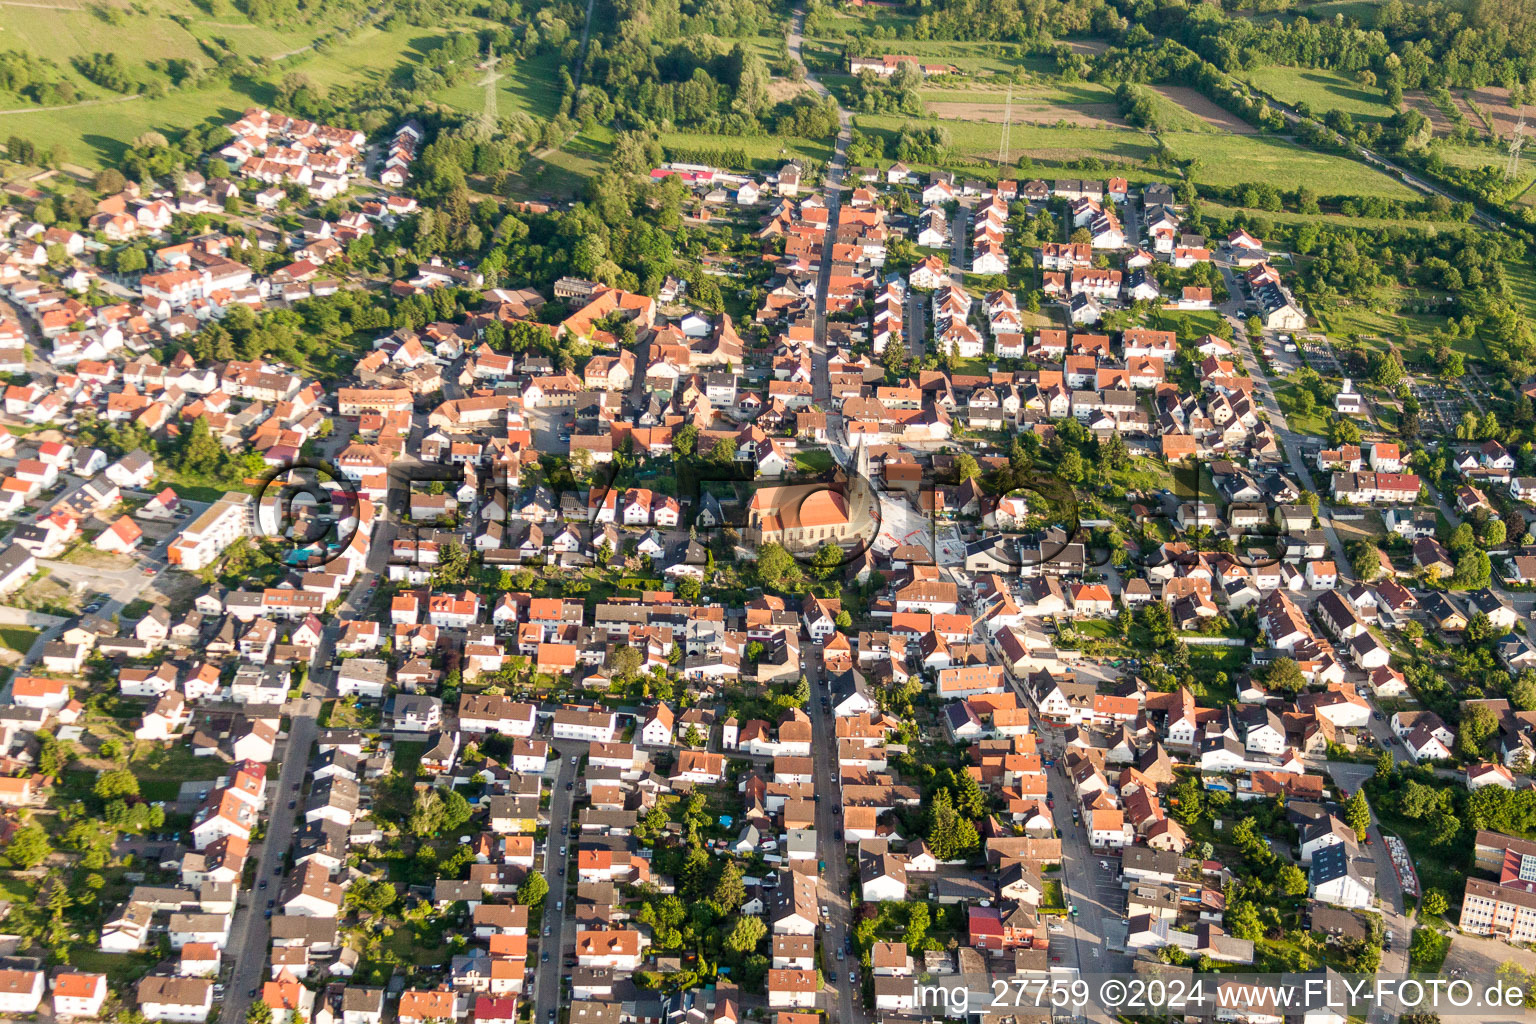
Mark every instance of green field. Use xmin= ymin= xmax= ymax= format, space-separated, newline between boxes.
xmin=1503 ymin=258 xmax=1536 ymax=322
xmin=655 ymin=130 xmax=836 ymax=170
xmin=0 ymin=0 xmax=333 ymax=99
xmin=1161 ymin=132 xmax=1417 ymax=197
xmin=1201 ymin=201 xmax=1465 ymax=230
xmin=856 ymin=113 xmax=1159 ymax=166
xmin=0 ymin=3 xmax=513 ymax=168
xmin=1245 ymin=66 xmax=1395 ymax=122
xmin=1312 ymin=293 xmax=1489 ymax=363
xmin=433 ymin=51 xmax=568 ymax=123
xmin=0 ymin=627 xmax=39 ymax=654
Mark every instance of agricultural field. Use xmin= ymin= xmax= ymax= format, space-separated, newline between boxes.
xmin=1149 ymin=86 xmax=1258 ymax=134
xmin=1245 ymin=65 xmax=1395 ymax=122
xmin=917 ymin=79 xmax=1125 ymax=129
xmin=855 ymin=113 xmax=1161 ymax=166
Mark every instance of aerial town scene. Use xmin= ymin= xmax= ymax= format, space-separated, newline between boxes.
xmin=4 ymin=0 xmax=1536 ymax=1022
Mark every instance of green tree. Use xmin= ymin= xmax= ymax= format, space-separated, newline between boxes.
xmin=713 ymin=861 xmax=746 ymax=913
xmin=93 ymin=768 xmax=139 ymax=801
xmin=247 ymin=1001 xmax=272 ymax=1024
xmin=441 ymin=790 xmax=473 ymax=832
xmin=1344 ymin=789 xmax=1371 ymax=841
xmin=431 ymin=540 xmax=470 ymax=587
xmin=6 ymin=825 xmax=49 ymax=869
xmin=755 ymin=542 xmax=802 ymax=589
xmin=1168 ymin=774 xmax=1204 ymax=825
xmin=516 ymin=871 xmax=549 ymax=908
xmin=723 ymin=914 xmax=766 ymax=955
xmin=1276 ymin=863 xmax=1308 ymax=897
xmin=1058 ymin=447 xmax=1085 ymax=483
xmin=954 ymin=453 xmax=981 ymax=481
xmin=1422 ymin=889 xmax=1448 ymax=916
xmin=1460 ymin=703 xmax=1500 ymax=758
xmin=1348 ymin=541 xmax=1381 ymax=582
xmin=407 ymin=789 xmax=448 ymax=837
xmin=1263 ymin=657 xmax=1306 ymax=697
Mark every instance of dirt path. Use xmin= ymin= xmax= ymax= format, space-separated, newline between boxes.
xmin=1152 ymin=85 xmax=1259 ymax=134
xmin=0 ymin=93 xmax=140 ymax=117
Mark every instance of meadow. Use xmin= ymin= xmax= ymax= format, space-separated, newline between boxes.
xmin=0 ymin=1 xmax=518 ymax=168
xmin=1244 ymin=65 xmax=1395 ymax=122
xmin=855 ymin=113 xmax=1161 ymax=166
xmin=1160 ymin=132 xmax=1417 ymax=198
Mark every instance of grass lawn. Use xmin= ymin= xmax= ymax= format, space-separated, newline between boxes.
xmin=156 ymin=471 xmax=244 ymax=503
xmin=0 ymin=627 xmax=39 ymax=654
xmin=1245 ymin=66 xmax=1395 ymax=123
xmin=131 ymin=742 xmax=227 ymax=784
xmin=1271 ymin=381 xmax=1332 ymax=437
xmin=793 ymin=450 xmax=835 ymax=474
xmin=65 ymin=948 xmax=160 ymax=987
xmin=1161 ymin=132 xmax=1417 ymax=198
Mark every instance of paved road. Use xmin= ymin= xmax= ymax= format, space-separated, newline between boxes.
xmin=804 ymin=658 xmax=861 ymax=1024
xmin=1041 ymin=728 xmax=1128 ymax=1024
xmin=534 ymin=744 xmax=581 ymax=1024
xmin=788 ymin=5 xmax=852 ymax=366
xmin=1215 ymin=262 xmax=1354 ymax=581
xmin=219 ymin=515 xmax=393 ymax=1024
xmin=905 ymin=286 xmax=926 ymax=362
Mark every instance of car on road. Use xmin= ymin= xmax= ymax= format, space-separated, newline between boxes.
xmin=555 ymin=901 xmax=563 ymax=911
xmin=829 ymin=973 xmax=836 ymax=984
xmin=264 ymin=910 xmax=272 ymax=919
xmin=570 ymin=756 xmax=578 ymax=765
xmin=560 ymin=825 xmax=567 ymax=836
xmin=267 ymin=898 xmax=275 ymax=908
xmin=541 ymin=952 xmax=549 ymax=963
xmin=259 ymin=880 xmax=266 ymax=889
xmin=567 ymin=782 xmax=573 ymax=790
xmin=1048 ymin=924 xmax=1065 ymax=932
xmin=288 ymin=800 xmax=296 ymax=809
xmin=544 ymin=926 xmax=551 ymax=936
xmin=250 ymin=990 xmax=258 ymax=999
xmin=836 ymin=950 xmax=844 ymax=960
